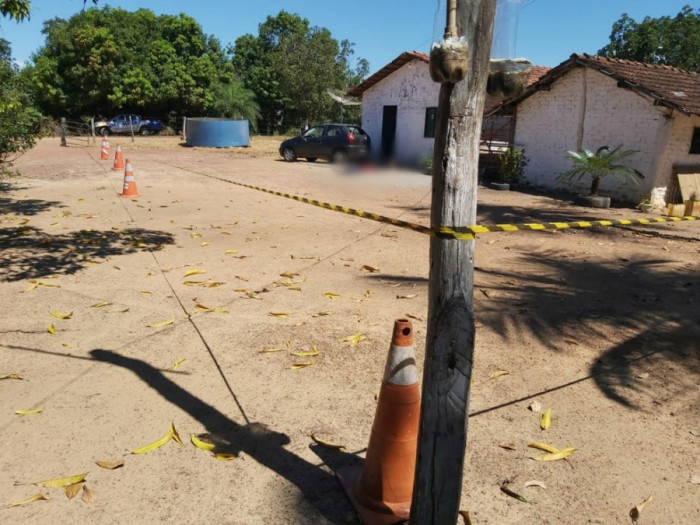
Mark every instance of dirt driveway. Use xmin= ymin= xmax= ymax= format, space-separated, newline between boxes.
xmin=1 ymin=137 xmax=698 ymax=524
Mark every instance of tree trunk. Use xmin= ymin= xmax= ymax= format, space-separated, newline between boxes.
xmin=591 ymin=176 xmax=600 ymax=195
xmin=410 ymin=1 xmax=496 ymax=523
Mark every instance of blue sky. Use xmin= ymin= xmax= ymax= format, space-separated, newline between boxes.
xmin=0 ymin=1 xmax=694 ymax=71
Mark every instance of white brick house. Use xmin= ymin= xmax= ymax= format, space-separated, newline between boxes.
xmin=492 ymin=54 xmax=700 ymax=203
xmin=349 ymin=51 xmax=548 ymax=165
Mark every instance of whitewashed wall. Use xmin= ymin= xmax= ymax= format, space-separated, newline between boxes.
xmin=514 ymin=67 xmax=678 ymax=202
xmin=361 ymin=60 xmax=440 ymax=164
xmin=653 ymin=113 xmax=700 ymax=189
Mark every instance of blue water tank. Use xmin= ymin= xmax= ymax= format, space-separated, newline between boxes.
xmin=185 ymin=118 xmax=250 ymax=147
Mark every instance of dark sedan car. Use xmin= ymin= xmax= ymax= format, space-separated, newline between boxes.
xmin=279 ymin=124 xmax=371 ymax=162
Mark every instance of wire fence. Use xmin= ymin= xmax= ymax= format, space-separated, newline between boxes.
xmin=60 ymin=118 xmax=95 ymax=147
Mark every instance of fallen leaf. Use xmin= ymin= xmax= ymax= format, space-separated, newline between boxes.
xmin=170 ymin=422 xmax=183 ymax=445
xmin=0 ymin=374 xmax=23 ymax=380
xmin=564 ymin=339 xmax=579 ymax=346
xmin=108 ymin=307 xmax=129 ymax=313
xmin=459 ymin=510 xmax=472 ymax=525
xmin=7 ymin=493 xmax=48 ymax=508
xmin=64 ymin=482 xmax=83 ymax=499
xmin=191 ymin=434 xmax=216 ymax=452
xmin=500 ymin=482 xmax=528 ymax=502
xmin=132 ymin=430 xmax=173 ymax=454
xmin=95 ymin=460 xmax=124 ymax=470
xmin=279 ymin=272 xmax=299 ymax=278
xmin=268 ymin=312 xmax=289 ymax=318
xmin=21 ymin=472 xmax=87 ymax=488
xmin=396 ymin=293 xmax=418 ymax=299
xmin=81 ymin=485 xmax=98 ymax=503
xmin=47 ymin=324 xmax=56 ymax=335
xmin=172 ymin=358 xmax=186 ymax=370
xmin=324 ymin=292 xmax=340 ymax=299
xmin=629 ymin=495 xmax=652 ymax=522
xmin=190 ymin=232 xmax=202 ymax=238
xmin=498 ymin=442 xmax=517 ymax=450
xmin=292 ymin=346 xmax=320 ymax=358
xmin=364 ymin=289 xmax=372 ymax=299
xmin=90 ymin=301 xmax=112 ymax=308
xmin=489 ymin=370 xmax=509 ymax=379
xmin=540 ymin=408 xmax=552 ymax=430
xmin=291 ymin=361 xmax=315 ymax=369
xmin=311 ymin=433 xmax=346 ymax=451
xmin=183 ymin=269 xmax=206 ymax=277
xmin=361 ymin=265 xmax=380 ymax=273
xmin=341 ymin=333 xmax=366 ymax=346
xmin=528 ymin=442 xmax=560 ymax=454
xmin=405 ymin=313 xmax=424 ymax=321
xmin=49 ymin=310 xmax=73 ymax=320
xmin=528 ymin=401 xmax=542 ymax=413
xmin=201 ymin=241 xmax=209 ymax=247
xmin=636 ymin=372 xmax=650 ymax=379
xmin=533 ymin=447 xmax=577 ymax=461
xmin=524 ymin=480 xmax=546 ymax=489
xmin=215 ymin=453 xmax=236 ymax=461
xmin=225 ymin=249 xmax=238 ymax=254
xmin=15 ymin=408 xmax=43 ymax=416
xmin=148 ymin=319 xmax=175 ymax=328
xmin=287 ymin=286 xmax=302 ymax=291
xmin=139 ymin=290 xmax=152 ymax=296
xmin=259 ymin=347 xmax=283 ymax=353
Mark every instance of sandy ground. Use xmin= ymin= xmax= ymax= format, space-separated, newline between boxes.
xmin=0 ymin=137 xmax=698 ymax=524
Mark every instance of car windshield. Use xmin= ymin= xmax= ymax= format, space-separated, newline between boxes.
xmin=303 ymin=127 xmax=323 ymax=138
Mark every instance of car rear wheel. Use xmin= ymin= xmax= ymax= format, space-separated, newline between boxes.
xmin=306 ymin=158 xmax=317 ymax=163
xmin=283 ymin=147 xmax=297 ymax=162
xmin=331 ymin=149 xmax=348 ymax=163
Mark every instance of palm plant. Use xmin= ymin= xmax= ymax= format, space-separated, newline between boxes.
xmin=557 ymin=145 xmax=644 ymax=195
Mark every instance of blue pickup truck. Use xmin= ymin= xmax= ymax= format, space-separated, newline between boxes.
xmin=96 ymin=114 xmax=163 ymax=136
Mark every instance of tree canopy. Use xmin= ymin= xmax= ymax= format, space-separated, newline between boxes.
xmin=26 ymin=6 xmax=257 ymax=123
xmin=0 ymin=1 xmax=97 ymax=22
xmin=232 ymin=11 xmax=368 ymax=133
xmin=598 ymin=5 xmax=700 ymax=72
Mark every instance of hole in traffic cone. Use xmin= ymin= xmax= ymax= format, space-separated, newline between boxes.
xmin=112 ymin=144 xmax=124 ymax=170
xmin=119 ymin=159 xmax=139 ymax=198
xmin=337 ymin=318 xmax=420 ymax=524
xmin=100 ymin=138 xmax=111 ymax=160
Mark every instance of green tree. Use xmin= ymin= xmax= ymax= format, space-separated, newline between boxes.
xmin=26 ymin=6 xmax=236 ymax=121
xmin=598 ymin=6 xmax=700 ymax=71
xmin=0 ymin=1 xmax=97 ymax=21
xmin=208 ymin=81 xmax=260 ymax=130
xmin=557 ymin=145 xmax=644 ymax=196
xmin=232 ymin=11 xmax=368 ymax=133
xmin=0 ymin=38 xmax=41 ymax=174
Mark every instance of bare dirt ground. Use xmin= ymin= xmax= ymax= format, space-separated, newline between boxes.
xmin=1 ymin=137 xmax=698 ymax=524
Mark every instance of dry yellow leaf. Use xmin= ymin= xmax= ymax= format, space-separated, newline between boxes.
xmin=81 ymin=485 xmax=98 ymax=503
xmin=190 ymin=232 xmax=202 ymax=238
xmin=361 ymin=265 xmax=380 ymax=273
xmin=90 ymin=301 xmax=112 ymax=308
xmin=108 ymin=307 xmax=129 ymax=313
xmin=170 ymin=422 xmax=183 ymax=445
xmin=195 ymin=303 xmax=212 ymax=312
xmin=64 ymin=482 xmax=83 ymax=499
xmin=1 ymin=374 xmax=23 ymax=380
xmin=132 ymin=431 xmax=173 ymax=454
xmin=630 ymin=495 xmax=653 ymax=523
xmin=498 ymin=442 xmax=517 ymax=450
xmin=291 ymin=347 xmax=320 ymax=358
xmin=172 ymin=358 xmax=186 ymax=370
xmin=540 ymin=408 xmax=552 ymax=430
xmin=95 ymin=460 xmax=124 ymax=470
xmin=396 ymin=293 xmax=418 ymax=299
xmin=310 ymin=433 xmax=346 ymax=451
xmin=183 ymin=269 xmax=206 ymax=277
xmin=215 ymin=453 xmax=236 ymax=461
xmin=459 ymin=509 xmax=472 ymax=525
xmin=49 ymin=310 xmax=73 ymax=320
xmin=148 ymin=319 xmax=175 ymax=328
xmin=259 ymin=347 xmax=283 ymax=353
xmin=191 ymin=434 xmax=216 ymax=452
xmin=528 ymin=442 xmax=560 ymax=454
xmin=47 ymin=324 xmax=56 ymax=335
xmin=224 ymin=249 xmax=238 ymax=254
xmin=364 ymin=289 xmax=372 ymax=299
xmin=23 ymin=472 xmax=87 ymax=488
xmin=533 ymin=447 xmax=577 ymax=461
xmin=15 ymin=408 xmax=43 ymax=416
xmin=279 ymin=272 xmax=299 ymax=278
xmin=7 ymin=493 xmax=48 ymax=508
xmin=489 ymin=370 xmax=509 ymax=379
xmin=324 ymin=292 xmax=340 ymax=299
xmin=291 ymin=361 xmax=315 ymax=369
xmin=201 ymin=241 xmax=209 ymax=247
xmin=268 ymin=312 xmax=289 ymax=318
xmin=139 ymin=290 xmax=152 ymax=295
xmin=341 ymin=333 xmax=366 ymax=346
xmin=287 ymin=286 xmax=302 ymax=292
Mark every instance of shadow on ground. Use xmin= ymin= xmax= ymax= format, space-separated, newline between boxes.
xmin=89 ymin=349 xmax=359 ymax=523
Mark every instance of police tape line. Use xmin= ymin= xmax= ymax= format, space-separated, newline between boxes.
xmin=212 ymin=176 xmax=697 ymax=239
xmin=157 ymin=162 xmax=698 ymax=240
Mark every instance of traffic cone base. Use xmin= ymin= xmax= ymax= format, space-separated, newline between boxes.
xmin=338 ymin=319 xmax=420 ymax=525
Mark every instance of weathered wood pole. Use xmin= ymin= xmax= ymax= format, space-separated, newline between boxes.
xmin=410 ymin=1 xmax=496 ymax=523
xmin=129 ymin=115 xmax=135 ymax=143
xmin=60 ymin=117 xmax=67 ymax=147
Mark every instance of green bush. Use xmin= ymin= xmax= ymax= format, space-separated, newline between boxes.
xmin=499 ymin=147 xmax=527 ymax=182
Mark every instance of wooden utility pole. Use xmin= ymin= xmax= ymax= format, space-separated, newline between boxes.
xmin=410 ymin=1 xmax=496 ymax=523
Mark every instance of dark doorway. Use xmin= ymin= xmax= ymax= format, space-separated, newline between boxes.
xmin=381 ymin=105 xmax=397 ymax=159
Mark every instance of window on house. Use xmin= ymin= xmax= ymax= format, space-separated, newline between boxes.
xmin=690 ymin=127 xmax=700 ymax=154
xmin=424 ymin=107 xmax=437 ymax=138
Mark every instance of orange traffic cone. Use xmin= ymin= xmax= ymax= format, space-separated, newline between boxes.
xmin=100 ymin=138 xmax=110 ymax=160
xmin=337 ymin=319 xmax=420 ymax=524
xmin=119 ymin=159 xmax=139 ymax=198
xmin=112 ymin=143 xmax=124 ymax=170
